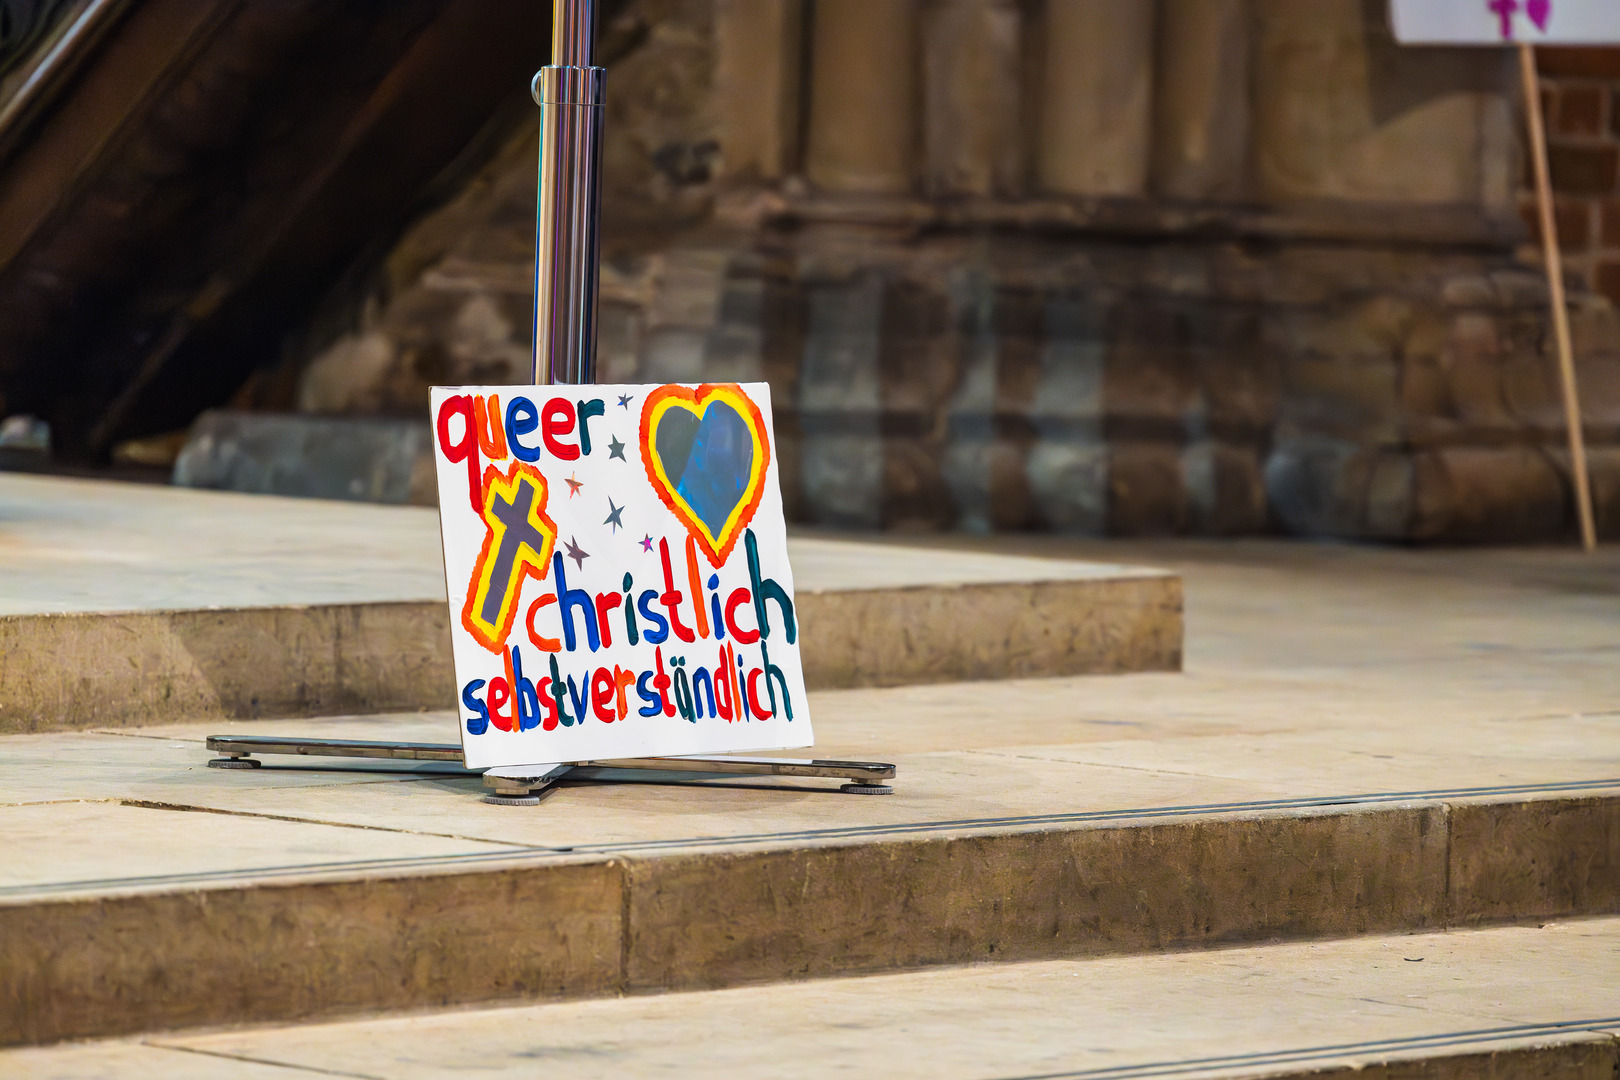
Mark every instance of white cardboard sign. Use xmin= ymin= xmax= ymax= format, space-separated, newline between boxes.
xmin=430 ymin=381 xmax=811 ymax=772
xmin=1391 ymin=0 xmax=1620 ymax=44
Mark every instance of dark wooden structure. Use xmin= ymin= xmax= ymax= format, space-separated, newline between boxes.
xmin=0 ymin=0 xmax=610 ymax=460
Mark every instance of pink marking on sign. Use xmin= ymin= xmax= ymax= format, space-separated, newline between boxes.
xmin=1528 ymin=0 xmax=1551 ymax=31
xmin=1489 ymin=0 xmax=1519 ymax=39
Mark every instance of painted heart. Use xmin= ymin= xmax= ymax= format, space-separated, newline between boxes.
xmin=640 ymin=383 xmax=771 ymax=567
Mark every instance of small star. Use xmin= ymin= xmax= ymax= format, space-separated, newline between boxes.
xmin=639 ymin=534 xmax=654 ymax=553
xmin=564 ymin=536 xmax=589 ymax=569
xmin=608 ymin=435 xmax=626 ymax=461
xmin=604 ymin=498 xmax=625 ymax=533
xmin=565 ymin=473 xmax=583 ymax=498
xmin=617 ymin=393 xmax=633 ymax=410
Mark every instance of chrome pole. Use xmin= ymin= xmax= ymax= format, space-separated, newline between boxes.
xmin=531 ymin=0 xmax=605 ymax=385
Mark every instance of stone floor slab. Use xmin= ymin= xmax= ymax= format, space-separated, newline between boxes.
xmin=8 ymin=919 xmax=1618 ymax=1079
xmin=0 ymin=475 xmax=1180 ymax=731
xmin=2 ymin=529 xmax=1616 ymax=1048
xmin=0 ymin=474 xmax=1164 ymax=615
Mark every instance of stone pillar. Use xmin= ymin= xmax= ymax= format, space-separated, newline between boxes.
xmin=805 ymin=0 xmax=919 ymax=194
xmin=797 ymin=275 xmax=886 ymax=526
xmin=1152 ymin=0 xmax=1250 ymax=201
xmin=1027 ymin=293 xmax=1108 ymax=533
xmin=1035 ymin=0 xmax=1156 ymax=197
xmin=715 ymin=0 xmax=805 ymax=181
xmin=922 ymin=0 xmax=1023 ymax=197
xmin=1250 ymin=0 xmax=1515 ymax=205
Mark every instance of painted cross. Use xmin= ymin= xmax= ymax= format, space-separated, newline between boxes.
xmin=464 ymin=461 xmax=558 ymax=654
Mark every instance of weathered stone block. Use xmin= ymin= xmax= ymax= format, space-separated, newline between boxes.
xmin=1269 ymin=441 xmax=1574 ymax=542
xmin=1104 ymin=301 xmax=1195 ymax=434
xmin=1440 ymin=311 xmax=1513 ymax=431
xmin=1031 ymin=296 xmax=1105 ymax=427
xmin=1439 ymin=273 xmax=1497 ymax=308
xmin=1027 ymin=440 xmax=1107 ymax=534
xmin=1185 ymin=440 xmax=1268 ymax=535
xmin=597 ymin=302 xmax=646 ymax=383
xmin=1266 ymin=437 xmax=1413 ymax=540
xmin=799 ymin=432 xmax=884 ymax=527
xmin=1268 ymin=303 xmax=1403 ymax=367
xmin=174 ymin=411 xmax=436 ymax=506
xmin=797 ymin=572 xmax=1180 ymax=689
xmin=1188 ymin=307 xmax=1275 ymax=437
xmin=882 ymin=436 xmax=954 ymax=530
xmin=878 ymin=281 xmax=957 ymax=418
xmin=1498 ymin=353 xmax=1564 ymax=435
xmin=1276 ymin=351 xmax=1402 ymax=444
xmin=1411 ymin=447 xmax=1567 ymax=542
xmin=1364 ymin=451 xmax=1418 ymax=537
xmin=1401 ymin=346 xmax=1454 ymax=427
xmin=641 ymin=327 xmax=709 ymax=382
xmin=799 ymin=278 xmax=884 ymax=413
xmin=646 ymin=250 xmax=731 ymax=331
xmin=1341 ymin=1043 xmax=1620 ymax=1080
xmin=0 ymin=861 xmax=625 ymax=1046
xmin=1108 ymin=440 xmax=1186 ymax=536
xmin=1448 ymin=797 xmax=1620 ymax=924
xmin=943 ymin=429 xmax=1035 ymax=533
xmin=1489 ymin=268 xmax=1553 ymax=307
xmin=0 ymin=601 xmax=454 ymax=732
xmin=624 ymin=806 xmax=1446 ymax=991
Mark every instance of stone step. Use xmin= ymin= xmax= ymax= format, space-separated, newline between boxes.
xmin=7 ymin=916 xmax=1619 ymax=1078
xmin=0 ymin=473 xmax=1180 ymax=733
xmin=3 ymin=681 xmax=1617 ymax=1047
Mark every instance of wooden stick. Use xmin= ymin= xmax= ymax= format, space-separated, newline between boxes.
xmin=1519 ymin=42 xmax=1597 ymax=551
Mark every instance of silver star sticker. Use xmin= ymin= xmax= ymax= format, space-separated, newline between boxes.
xmin=564 ymin=536 xmax=589 ymax=569
xmin=604 ymin=499 xmax=625 ymax=533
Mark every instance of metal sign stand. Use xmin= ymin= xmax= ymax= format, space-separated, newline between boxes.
xmin=206 ymin=0 xmax=895 ymax=803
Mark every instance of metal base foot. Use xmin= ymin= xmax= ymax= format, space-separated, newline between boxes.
xmin=566 ymin=755 xmax=895 ymax=787
xmin=203 ymin=736 xmax=898 ymax=802
xmin=483 ymin=793 xmax=542 ymax=806
xmin=482 ymin=764 xmax=571 ymax=805
xmin=206 ymin=737 xmax=464 ymax=764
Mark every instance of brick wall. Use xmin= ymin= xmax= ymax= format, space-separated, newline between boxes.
xmin=1528 ymin=48 xmax=1620 ymax=304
